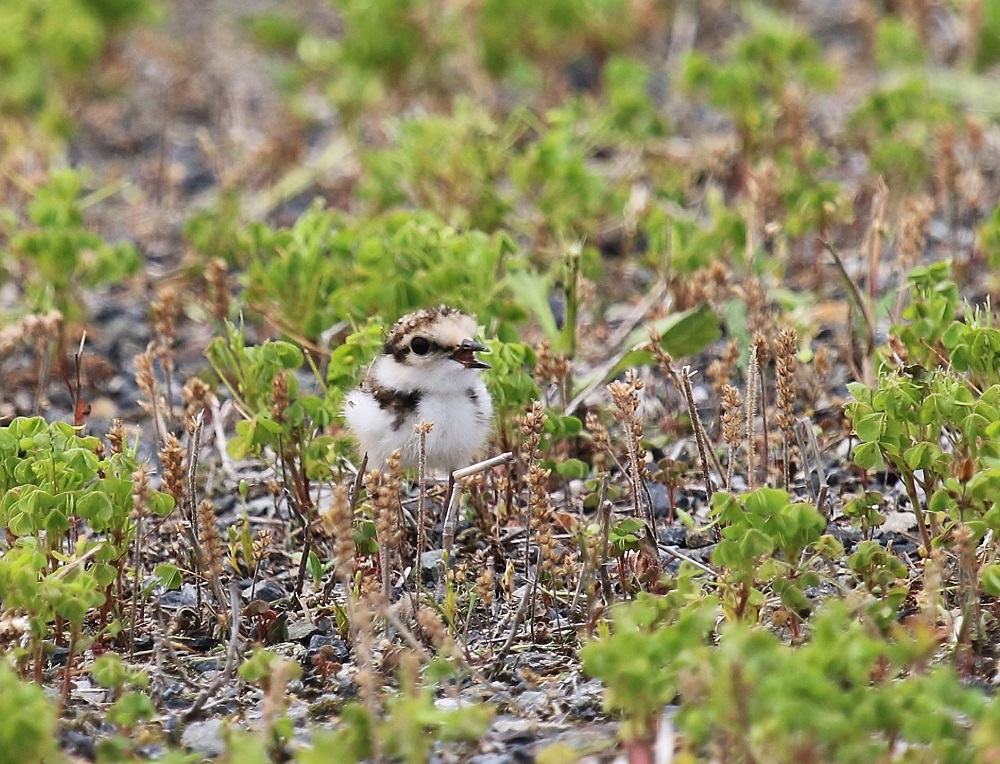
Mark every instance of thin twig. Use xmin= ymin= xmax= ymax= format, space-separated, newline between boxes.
xmin=490 ymin=571 xmax=536 ymax=669
xmin=210 ymin=398 xmax=240 ymax=482
xmin=820 ymin=238 xmax=876 ymax=358
xmin=181 ymin=414 xmax=227 ymax=612
xmin=565 ymin=280 xmax=670 ymax=415
xmin=657 ymin=543 xmax=715 ymax=576
xmin=443 ymin=452 xmax=515 ymax=554
xmin=452 ymin=451 xmax=516 ymax=480
xmin=746 ymin=346 xmax=759 ymax=491
xmin=416 ymin=423 xmax=430 ymax=592
xmin=681 ymin=366 xmax=717 ymax=498
xmin=181 ymin=581 xmax=244 ymax=722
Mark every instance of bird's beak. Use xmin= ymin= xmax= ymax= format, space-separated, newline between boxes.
xmin=451 ymin=339 xmax=490 ymax=369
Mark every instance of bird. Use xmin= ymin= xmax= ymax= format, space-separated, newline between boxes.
xmin=343 ymin=305 xmax=494 ymax=475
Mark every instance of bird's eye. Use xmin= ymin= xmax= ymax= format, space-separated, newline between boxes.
xmin=410 ymin=337 xmax=431 ymax=355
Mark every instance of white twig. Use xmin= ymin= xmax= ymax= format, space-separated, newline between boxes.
xmin=443 ymin=452 xmax=515 ymax=554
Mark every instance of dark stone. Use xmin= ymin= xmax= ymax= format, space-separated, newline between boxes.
xmin=158 ymin=583 xmax=199 ymax=608
xmin=242 ymin=579 xmax=285 ymax=603
xmin=181 ymin=168 xmax=216 ymax=195
xmin=565 ymin=56 xmax=600 ymax=91
xmin=659 ymin=524 xmax=687 ymax=547
xmin=61 ymin=730 xmax=96 ymax=760
xmin=307 ymin=636 xmax=350 ymax=662
xmin=287 ymin=619 xmax=320 ymax=642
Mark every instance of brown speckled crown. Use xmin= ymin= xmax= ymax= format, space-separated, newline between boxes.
xmin=383 ymin=305 xmax=475 ymax=360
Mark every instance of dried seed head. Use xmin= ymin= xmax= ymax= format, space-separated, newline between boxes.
xmin=151 ymin=288 xmax=179 ymax=359
xmin=132 ymin=465 xmax=150 ymax=517
xmin=160 ymin=433 xmax=186 ymax=507
xmin=0 ymin=310 xmax=63 ymax=355
xmin=535 ymin=339 xmax=570 ymax=387
xmin=271 ymin=372 xmax=289 ymax=423
xmin=108 ymin=418 xmax=126 ymax=455
xmin=527 ymin=463 xmax=559 ymax=576
xmin=134 ymin=349 xmax=156 ymax=402
xmin=520 ymin=399 xmax=547 ymax=458
xmin=775 ymin=326 xmax=798 ymax=432
xmin=198 ymin=500 xmax=224 ymax=580
xmin=752 ymin=332 xmax=772 ymax=367
xmin=965 ymin=115 xmax=985 ymax=153
xmin=897 ymin=196 xmax=934 ymax=269
xmin=366 ymin=455 xmax=403 ymax=570
xmin=253 ymin=530 xmax=272 ymax=564
xmin=322 ymin=484 xmax=355 ymax=583
xmin=744 ymin=277 xmax=774 ymax=344
xmin=934 ymin=124 xmax=957 ymax=206
xmin=182 ymin=377 xmax=212 ymax=433
xmin=205 ymin=258 xmax=231 ymax=322
xmin=721 ymin=384 xmax=743 ymax=448
xmin=648 ymin=328 xmax=680 ymax=388
xmin=475 ymin=557 xmax=495 ymax=608
xmin=608 ymin=369 xmax=643 ymax=421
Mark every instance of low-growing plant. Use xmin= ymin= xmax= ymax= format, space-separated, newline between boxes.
xmin=682 ymin=11 xmax=837 ymax=158
xmin=221 ymin=204 xmax=518 ymax=341
xmin=885 ymin=261 xmax=960 ymax=369
xmin=849 ymin=262 xmax=1000 ymax=557
xmin=581 ymin=576 xmax=718 ymax=752
xmin=0 ymin=0 xmax=152 ymax=124
xmin=482 ymin=337 xmax=540 ymax=453
xmin=358 ymin=103 xmax=512 ymax=231
xmin=710 ymin=487 xmax=835 ymax=625
xmin=478 ymin=0 xmax=648 ymax=84
xmin=301 ymin=654 xmax=493 ymax=764
xmin=847 ymin=368 xmax=1000 ymax=553
xmin=0 ymin=663 xmax=58 ymax=764
xmin=2 ymin=169 xmax=141 ymax=323
xmin=206 ymin=325 xmax=350 ymax=594
xmin=328 ymin=0 xmax=457 ymax=93
xmin=91 ymin=653 xmax=157 ymax=759
xmin=643 ymin=189 xmax=747 ymax=273
xmin=509 ymin=102 xmax=619 ymax=240
xmin=874 ymin=16 xmax=926 ymax=69
xmin=848 ymin=79 xmax=957 ymax=190
xmin=977 ymin=202 xmax=1000 ymax=267
xmin=600 ymin=55 xmax=667 ymax=140
xmin=0 ymin=416 xmax=174 ymax=687
xmin=677 ymin=600 xmax=986 ymax=764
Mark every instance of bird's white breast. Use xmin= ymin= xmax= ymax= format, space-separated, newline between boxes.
xmin=343 ymin=365 xmax=493 ymax=474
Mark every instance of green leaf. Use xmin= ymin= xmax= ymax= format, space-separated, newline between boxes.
xmin=853 ymin=413 xmax=884 ymax=443
xmin=554 ymin=458 xmax=590 ymax=479
xmin=154 ymin=564 xmax=183 ymax=590
xmin=273 ymin=340 xmax=305 ymax=368
xmin=630 ymin=303 xmax=722 ymax=358
xmin=739 ymin=528 xmax=775 ymax=559
xmin=505 ymin=268 xmax=559 ymax=343
xmin=980 ymin=564 xmax=1000 ymax=596
xmin=853 ymin=441 xmax=884 ymax=470
xmin=107 ymin=691 xmax=155 ymax=728
xmin=76 ymin=491 xmax=114 ymax=526
xmin=147 ymin=491 xmax=176 ymax=517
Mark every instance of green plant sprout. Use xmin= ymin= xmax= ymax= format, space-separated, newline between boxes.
xmin=3 ymin=169 xmax=141 ymax=323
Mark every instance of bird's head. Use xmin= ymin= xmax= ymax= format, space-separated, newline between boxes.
xmin=377 ymin=306 xmax=490 ymax=390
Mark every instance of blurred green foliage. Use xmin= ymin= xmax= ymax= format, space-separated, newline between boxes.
xmin=0 ymin=0 xmax=152 ymax=123
xmin=848 ymin=79 xmax=957 ymax=189
xmin=2 ymin=169 xmax=141 ymax=321
xmin=235 ymin=203 xmax=519 ymax=341
xmin=683 ymin=12 xmax=837 ymax=156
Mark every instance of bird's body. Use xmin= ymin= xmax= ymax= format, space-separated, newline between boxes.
xmin=343 ymin=306 xmax=493 ymax=473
